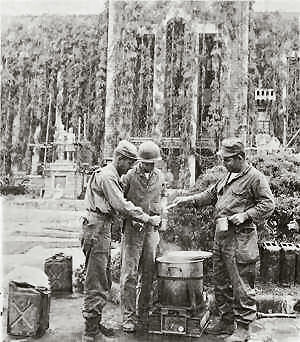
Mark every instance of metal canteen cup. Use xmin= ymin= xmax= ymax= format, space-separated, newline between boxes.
xmin=216 ymin=217 xmax=228 ymax=232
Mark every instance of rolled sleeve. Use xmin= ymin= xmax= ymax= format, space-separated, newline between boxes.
xmin=101 ymin=176 xmax=150 ymax=223
xmin=192 ymin=185 xmax=217 ymax=207
xmin=246 ymin=176 xmax=275 ymax=223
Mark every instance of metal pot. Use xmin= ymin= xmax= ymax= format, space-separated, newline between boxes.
xmin=156 ymin=251 xmax=212 ymax=309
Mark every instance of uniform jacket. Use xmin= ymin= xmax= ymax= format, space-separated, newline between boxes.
xmin=84 ymin=163 xmax=150 ymax=223
xmin=192 ymin=165 xmax=275 ymax=229
xmin=121 ymin=163 xmax=166 ymax=215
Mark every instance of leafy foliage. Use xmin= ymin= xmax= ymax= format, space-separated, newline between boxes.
xmin=250 ymin=151 xmax=300 ymax=197
xmin=163 ymin=165 xmax=226 ymax=252
xmin=248 ymin=10 xmax=300 ymax=145
xmin=264 ymin=196 xmax=300 ymax=242
xmin=1 ymin=12 xmax=108 ymax=175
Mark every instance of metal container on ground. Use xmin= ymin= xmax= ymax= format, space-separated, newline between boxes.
xmin=260 ymin=241 xmax=281 ymax=284
xmin=7 ymin=281 xmax=50 ymax=337
xmin=156 ymin=251 xmax=211 ymax=310
xmin=44 ymin=252 xmax=73 ymax=294
xmin=279 ymin=242 xmax=296 ymax=287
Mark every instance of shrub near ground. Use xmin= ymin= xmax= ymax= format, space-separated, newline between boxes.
xmin=251 ymin=151 xmax=300 ymax=242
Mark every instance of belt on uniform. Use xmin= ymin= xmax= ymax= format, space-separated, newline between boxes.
xmin=87 ymin=208 xmax=112 ymax=218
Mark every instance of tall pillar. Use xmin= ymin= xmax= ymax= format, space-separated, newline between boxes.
xmin=103 ymin=0 xmax=117 ymax=159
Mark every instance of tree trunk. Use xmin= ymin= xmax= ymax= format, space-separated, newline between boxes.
xmin=4 ymin=90 xmax=13 ymax=175
xmin=44 ymin=94 xmax=52 ymax=170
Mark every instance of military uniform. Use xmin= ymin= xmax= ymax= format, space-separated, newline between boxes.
xmin=192 ymin=166 xmax=274 ymax=331
xmin=82 ymin=158 xmax=153 ymax=338
xmin=120 ymin=163 xmax=165 ymax=327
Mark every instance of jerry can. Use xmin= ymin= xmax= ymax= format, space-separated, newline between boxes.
xmin=260 ymin=241 xmax=281 ymax=284
xmin=279 ymin=242 xmax=296 ymax=287
xmin=295 ymin=243 xmax=300 ymax=284
xmin=44 ymin=252 xmax=72 ymax=294
xmin=7 ymin=281 xmax=50 ymax=337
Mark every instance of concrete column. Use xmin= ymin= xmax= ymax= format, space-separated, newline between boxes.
xmin=103 ymin=0 xmax=117 ymax=159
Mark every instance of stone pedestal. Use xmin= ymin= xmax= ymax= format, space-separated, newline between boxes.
xmin=44 ymin=161 xmax=82 ymax=199
xmin=31 ymin=148 xmax=40 ymax=175
xmin=28 ymin=175 xmax=45 ymax=196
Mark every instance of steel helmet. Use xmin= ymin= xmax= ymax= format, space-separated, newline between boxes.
xmin=138 ymin=141 xmax=161 ymax=163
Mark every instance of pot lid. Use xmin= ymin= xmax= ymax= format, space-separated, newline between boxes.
xmin=157 ymin=250 xmax=212 ymax=263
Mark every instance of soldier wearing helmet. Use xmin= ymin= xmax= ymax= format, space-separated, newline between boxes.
xmin=120 ymin=140 xmax=166 ymax=333
xmin=81 ymin=140 xmax=161 ymax=342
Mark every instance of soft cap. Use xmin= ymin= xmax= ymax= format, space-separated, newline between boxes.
xmin=115 ymin=140 xmax=138 ymax=159
xmin=218 ymin=137 xmax=245 ymax=158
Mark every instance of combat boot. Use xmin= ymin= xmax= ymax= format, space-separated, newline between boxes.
xmin=224 ymin=324 xmax=250 ymax=342
xmin=82 ymin=316 xmax=100 ymax=342
xmin=205 ymin=318 xmax=235 ymax=335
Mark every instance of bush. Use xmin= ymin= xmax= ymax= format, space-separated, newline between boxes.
xmin=262 ymin=196 xmax=300 ymax=242
xmin=250 ymin=151 xmax=300 ymax=197
xmin=164 ymin=165 xmax=226 ymax=253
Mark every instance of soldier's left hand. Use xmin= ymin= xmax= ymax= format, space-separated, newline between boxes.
xmin=229 ymin=212 xmax=249 ymax=225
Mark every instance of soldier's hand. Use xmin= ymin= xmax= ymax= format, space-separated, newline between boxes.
xmin=149 ymin=215 xmax=161 ymax=227
xmin=169 ymin=196 xmax=190 ymax=208
xmin=229 ymin=212 xmax=249 ymax=225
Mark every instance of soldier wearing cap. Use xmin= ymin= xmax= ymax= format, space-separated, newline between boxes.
xmin=81 ymin=140 xmax=161 ymax=342
xmin=171 ymin=137 xmax=274 ymax=342
xmin=120 ymin=140 xmax=166 ymax=333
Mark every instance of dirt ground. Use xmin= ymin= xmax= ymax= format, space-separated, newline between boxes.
xmin=1 ymin=195 xmax=300 ymax=342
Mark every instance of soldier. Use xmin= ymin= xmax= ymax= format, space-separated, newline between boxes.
xmin=171 ymin=137 xmax=275 ymax=342
xmin=120 ymin=141 xmax=166 ymax=333
xmin=81 ymin=140 xmax=161 ymax=342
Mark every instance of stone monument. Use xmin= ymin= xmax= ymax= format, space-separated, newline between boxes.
xmin=44 ymin=124 xmax=82 ymax=199
xmin=44 ymin=71 xmax=82 ymax=199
